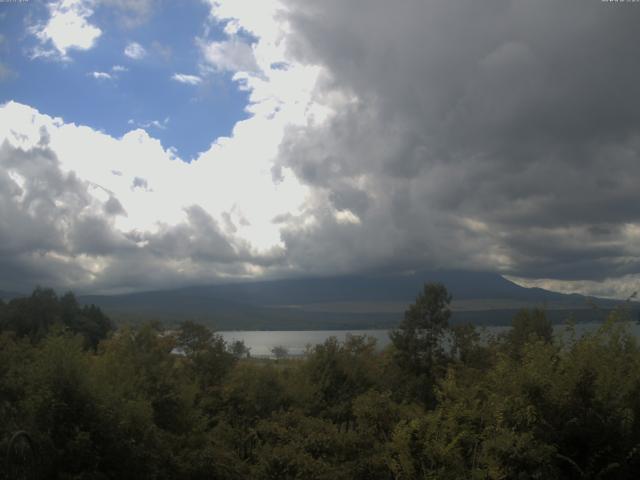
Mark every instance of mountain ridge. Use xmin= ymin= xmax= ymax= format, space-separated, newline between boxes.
xmin=73 ymin=270 xmax=634 ymax=330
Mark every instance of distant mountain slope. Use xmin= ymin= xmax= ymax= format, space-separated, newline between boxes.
xmin=0 ymin=290 xmax=25 ymax=301
xmin=78 ymin=271 xmax=635 ymax=330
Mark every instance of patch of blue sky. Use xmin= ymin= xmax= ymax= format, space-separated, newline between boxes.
xmin=0 ymin=0 xmax=251 ymax=162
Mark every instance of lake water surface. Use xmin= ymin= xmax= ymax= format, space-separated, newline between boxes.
xmin=219 ymin=330 xmax=394 ymax=357
xmin=220 ymin=322 xmax=640 ymax=358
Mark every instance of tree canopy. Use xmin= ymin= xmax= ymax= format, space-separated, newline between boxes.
xmin=0 ymin=287 xmax=113 ymax=348
xmin=2 ymin=285 xmax=640 ymax=479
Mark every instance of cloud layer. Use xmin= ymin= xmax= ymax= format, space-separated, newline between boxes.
xmin=4 ymin=0 xmax=640 ymax=297
xmin=273 ymin=0 xmax=640 ymax=295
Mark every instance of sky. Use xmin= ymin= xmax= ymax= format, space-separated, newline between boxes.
xmin=1 ymin=0 xmax=640 ymax=298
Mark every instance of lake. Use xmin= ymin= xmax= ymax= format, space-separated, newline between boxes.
xmin=219 ymin=329 xmax=394 ymax=357
xmin=219 ymin=322 xmax=640 ymax=358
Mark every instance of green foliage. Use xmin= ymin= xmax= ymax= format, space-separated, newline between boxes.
xmin=223 ymin=362 xmax=289 ymax=421
xmin=271 ymin=345 xmax=289 ymax=359
xmin=303 ymin=335 xmax=380 ymax=427
xmin=0 ymin=287 xmax=113 ymax=348
xmin=391 ymin=283 xmax=452 ymax=371
xmin=390 ymin=282 xmax=452 ymax=405
xmin=4 ymin=286 xmax=640 ymax=479
xmin=503 ymin=307 xmax=553 ymax=358
xmin=174 ymin=320 xmax=238 ymax=421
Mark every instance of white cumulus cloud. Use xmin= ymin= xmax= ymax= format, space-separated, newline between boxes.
xmin=171 ymin=73 xmax=202 ymax=85
xmin=0 ymin=99 xmax=308 ymax=292
xmin=31 ymin=0 xmax=101 ymax=60
xmin=124 ymin=41 xmax=146 ymax=60
xmin=200 ymin=37 xmax=260 ymax=74
xmin=89 ymin=71 xmax=112 ymax=80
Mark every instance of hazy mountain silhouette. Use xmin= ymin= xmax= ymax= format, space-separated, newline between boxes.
xmin=76 ymin=271 xmax=633 ymax=330
xmin=0 ymin=290 xmax=25 ymax=302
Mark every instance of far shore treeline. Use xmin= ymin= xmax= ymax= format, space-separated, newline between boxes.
xmin=2 ymin=285 xmax=640 ymax=478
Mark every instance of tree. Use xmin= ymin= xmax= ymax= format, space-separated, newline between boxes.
xmin=177 ymin=320 xmax=215 ymax=355
xmin=303 ymin=336 xmax=380 ymax=429
xmin=503 ymin=308 xmax=553 ymax=358
xmin=176 ymin=320 xmax=237 ymax=393
xmin=271 ymin=345 xmax=289 ymax=359
xmin=3 ymin=287 xmax=60 ymax=342
xmin=390 ymin=282 xmax=452 ymax=405
xmin=60 ymin=292 xmax=113 ymax=349
xmin=229 ymin=340 xmax=250 ymax=359
xmin=0 ymin=288 xmax=112 ymax=348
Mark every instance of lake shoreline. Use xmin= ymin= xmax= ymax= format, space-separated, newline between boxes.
xmin=218 ymin=321 xmax=639 ymax=358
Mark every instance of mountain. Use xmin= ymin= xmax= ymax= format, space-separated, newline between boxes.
xmin=79 ymin=271 xmax=636 ymax=330
xmin=0 ymin=290 xmax=25 ymax=302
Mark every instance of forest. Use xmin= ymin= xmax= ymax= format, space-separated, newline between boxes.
xmin=2 ymin=284 xmax=640 ymax=479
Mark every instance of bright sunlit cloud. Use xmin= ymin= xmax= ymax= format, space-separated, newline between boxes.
xmin=31 ymin=0 xmax=102 ymax=60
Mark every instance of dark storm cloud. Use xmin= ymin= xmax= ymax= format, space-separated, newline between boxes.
xmin=0 ymin=137 xmax=100 ymax=290
xmin=277 ymin=0 xmax=640 ymax=282
xmin=68 ymin=215 xmax=133 ymax=256
xmin=144 ymin=205 xmax=243 ymax=263
xmin=104 ymin=196 xmax=126 ymax=216
xmin=0 ymin=139 xmax=88 ymax=258
xmin=0 ymin=254 xmax=93 ymax=294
